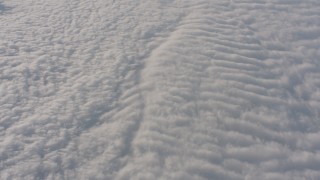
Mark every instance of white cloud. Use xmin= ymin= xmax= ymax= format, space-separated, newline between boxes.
xmin=0 ymin=0 xmax=319 ymax=179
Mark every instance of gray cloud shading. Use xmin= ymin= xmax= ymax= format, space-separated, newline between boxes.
xmin=0 ymin=0 xmax=320 ymax=179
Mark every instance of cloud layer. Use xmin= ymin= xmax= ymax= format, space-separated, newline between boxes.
xmin=0 ymin=0 xmax=319 ymax=179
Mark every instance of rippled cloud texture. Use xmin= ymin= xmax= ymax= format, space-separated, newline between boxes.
xmin=0 ymin=0 xmax=320 ymax=179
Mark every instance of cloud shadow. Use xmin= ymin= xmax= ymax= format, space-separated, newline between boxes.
xmin=0 ymin=2 xmax=12 ymax=15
